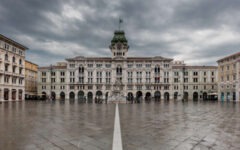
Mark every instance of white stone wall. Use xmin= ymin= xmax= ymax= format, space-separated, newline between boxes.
xmin=0 ymin=39 xmax=26 ymax=101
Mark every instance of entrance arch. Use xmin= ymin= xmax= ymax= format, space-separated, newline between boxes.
xmin=154 ymin=91 xmax=161 ymax=101
xmin=42 ymin=92 xmax=47 ymax=100
xmin=193 ymin=92 xmax=198 ymax=101
xmin=183 ymin=92 xmax=189 ymax=101
xmin=69 ymin=92 xmax=75 ymax=100
xmin=203 ymin=92 xmax=207 ymax=100
xmin=60 ymin=92 xmax=65 ymax=100
xmin=127 ymin=92 xmax=134 ymax=102
xmin=12 ymin=89 xmax=16 ymax=100
xmin=164 ymin=92 xmax=170 ymax=101
xmin=136 ymin=91 xmax=143 ymax=103
xmin=19 ymin=89 xmax=23 ymax=100
xmin=87 ymin=92 xmax=93 ymax=103
xmin=51 ymin=92 xmax=56 ymax=100
xmin=145 ymin=92 xmax=151 ymax=101
xmin=4 ymin=89 xmax=9 ymax=100
xmin=174 ymin=92 xmax=178 ymax=100
xmin=78 ymin=91 xmax=84 ymax=100
xmin=96 ymin=91 xmax=103 ymax=103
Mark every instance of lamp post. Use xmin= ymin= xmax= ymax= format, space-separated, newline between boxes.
xmin=50 ymin=64 xmax=53 ymax=100
xmin=182 ymin=66 xmax=185 ymax=101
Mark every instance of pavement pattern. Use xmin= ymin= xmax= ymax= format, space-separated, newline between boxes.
xmin=0 ymin=100 xmax=240 ymax=150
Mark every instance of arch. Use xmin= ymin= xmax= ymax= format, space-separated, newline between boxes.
xmin=127 ymin=92 xmax=134 ymax=101
xmin=136 ymin=91 xmax=143 ymax=102
xmin=51 ymin=92 xmax=56 ymax=100
xmin=87 ymin=92 xmax=93 ymax=103
xmin=42 ymin=92 xmax=47 ymax=100
xmin=5 ymin=54 xmax=8 ymax=61
xmin=19 ymin=59 xmax=22 ymax=65
xmin=145 ymin=92 xmax=151 ymax=101
xmin=203 ymin=92 xmax=208 ymax=101
xmin=12 ymin=89 xmax=16 ymax=100
xmin=96 ymin=91 xmax=103 ymax=103
xmin=18 ymin=89 xmax=23 ymax=100
xmin=221 ymin=92 xmax=224 ymax=101
xmin=183 ymin=92 xmax=189 ymax=101
xmin=4 ymin=89 xmax=9 ymax=100
xmin=69 ymin=92 xmax=75 ymax=100
xmin=96 ymin=91 xmax=103 ymax=98
xmin=116 ymin=65 xmax=122 ymax=75
xmin=60 ymin=92 xmax=65 ymax=100
xmin=164 ymin=92 xmax=170 ymax=101
xmin=154 ymin=65 xmax=160 ymax=73
xmin=154 ymin=91 xmax=161 ymax=101
xmin=193 ymin=92 xmax=198 ymax=101
xmin=174 ymin=92 xmax=178 ymax=100
xmin=12 ymin=56 xmax=15 ymax=63
xmin=78 ymin=91 xmax=84 ymax=100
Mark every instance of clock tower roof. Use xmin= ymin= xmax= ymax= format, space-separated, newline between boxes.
xmin=111 ymin=30 xmax=128 ymax=45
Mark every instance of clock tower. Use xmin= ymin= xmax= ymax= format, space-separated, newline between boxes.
xmin=109 ymin=30 xmax=129 ymax=58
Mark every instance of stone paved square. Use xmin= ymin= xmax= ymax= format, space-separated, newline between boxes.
xmin=1 ymin=101 xmax=240 ymax=150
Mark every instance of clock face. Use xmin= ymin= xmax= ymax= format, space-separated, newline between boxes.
xmin=117 ymin=44 xmax=122 ymax=50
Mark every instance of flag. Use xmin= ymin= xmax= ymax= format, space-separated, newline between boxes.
xmin=119 ymin=18 xmax=123 ymax=23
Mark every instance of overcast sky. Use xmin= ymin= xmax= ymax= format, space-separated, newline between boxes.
xmin=1 ymin=0 xmax=240 ymax=66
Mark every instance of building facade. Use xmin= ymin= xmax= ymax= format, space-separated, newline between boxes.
xmin=0 ymin=34 xmax=28 ymax=101
xmin=25 ymin=60 xmax=38 ymax=99
xmin=217 ymin=52 xmax=240 ymax=101
xmin=38 ymin=30 xmax=218 ymax=102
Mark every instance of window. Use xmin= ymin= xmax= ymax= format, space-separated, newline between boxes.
xmin=4 ymin=43 xmax=9 ymax=50
xmin=5 ymin=54 xmax=8 ymax=61
xmin=61 ymin=78 xmax=65 ymax=83
xmin=193 ymin=72 xmax=198 ymax=76
xmin=193 ymin=78 xmax=198 ymax=82
xmin=96 ymin=64 xmax=102 ymax=68
xmin=60 ymin=72 xmax=65 ymax=76
xmin=42 ymin=72 xmax=46 ymax=76
xmin=12 ymin=57 xmax=15 ymax=63
xmin=87 ymin=64 xmax=93 ymax=68
xmin=128 ymin=64 xmax=133 ymax=68
xmin=19 ymin=59 xmax=22 ymax=65
xmin=136 ymin=64 xmax=142 ymax=68
xmin=145 ymin=64 xmax=151 ymax=68
xmin=69 ymin=64 xmax=75 ymax=68
xmin=42 ymin=78 xmax=46 ymax=83
xmin=105 ymin=64 xmax=111 ymax=68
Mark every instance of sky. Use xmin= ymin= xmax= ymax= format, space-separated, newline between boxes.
xmin=0 ymin=0 xmax=240 ymax=66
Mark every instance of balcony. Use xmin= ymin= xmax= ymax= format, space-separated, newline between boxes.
xmin=4 ymin=59 xmax=10 ymax=64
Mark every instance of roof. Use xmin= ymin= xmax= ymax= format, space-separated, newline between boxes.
xmin=217 ymin=52 xmax=240 ymax=62
xmin=25 ymin=60 xmax=39 ymax=66
xmin=0 ymin=34 xmax=28 ymax=50
xmin=66 ymin=56 xmax=173 ymax=61
xmin=172 ymin=65 xmax=217 ymax=69
xmin=39 ymin=65 xmax=67 ymax=70
xmin=111 ymin=30 xmax=128 ymax=45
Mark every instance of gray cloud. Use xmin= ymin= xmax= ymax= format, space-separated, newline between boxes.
xmin=0 ymin=0 xmax=240 ymax=66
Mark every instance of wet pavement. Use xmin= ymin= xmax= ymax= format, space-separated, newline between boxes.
xmin=119 ymin=101 xmax=240 ymax=150
xmin=0 ymin=100 xmax=240 ymax=150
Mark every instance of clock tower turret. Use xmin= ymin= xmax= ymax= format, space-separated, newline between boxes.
xmin=109 ymin=30 xmax=129 ymax=58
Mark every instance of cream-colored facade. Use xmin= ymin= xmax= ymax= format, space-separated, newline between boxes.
xmin=0 ymin=34 xmax=28 ymax=101
xmin=37 ymin=30 xmax=218 ymax=102
xmin=217 ymin=52 xmax=240 ymax=101
xmin=25 ymin=60 xmax=38 ymax=98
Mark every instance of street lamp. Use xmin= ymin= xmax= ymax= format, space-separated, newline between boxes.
xmin=182 ymin=66 xmax=185 ymax=101
xmin=50 ymin=64 xmax=53 ymax=100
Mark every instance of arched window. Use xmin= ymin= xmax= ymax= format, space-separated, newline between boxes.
xmin=155 ymin=65 xmax=160 ymax=74
xmin=79 ymin=66 xmax=84 ymax=73
xmin=116 ymin=66 xmax=122 ymax=75
xmin=5 ymin=54 xmax=8 ymax=61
